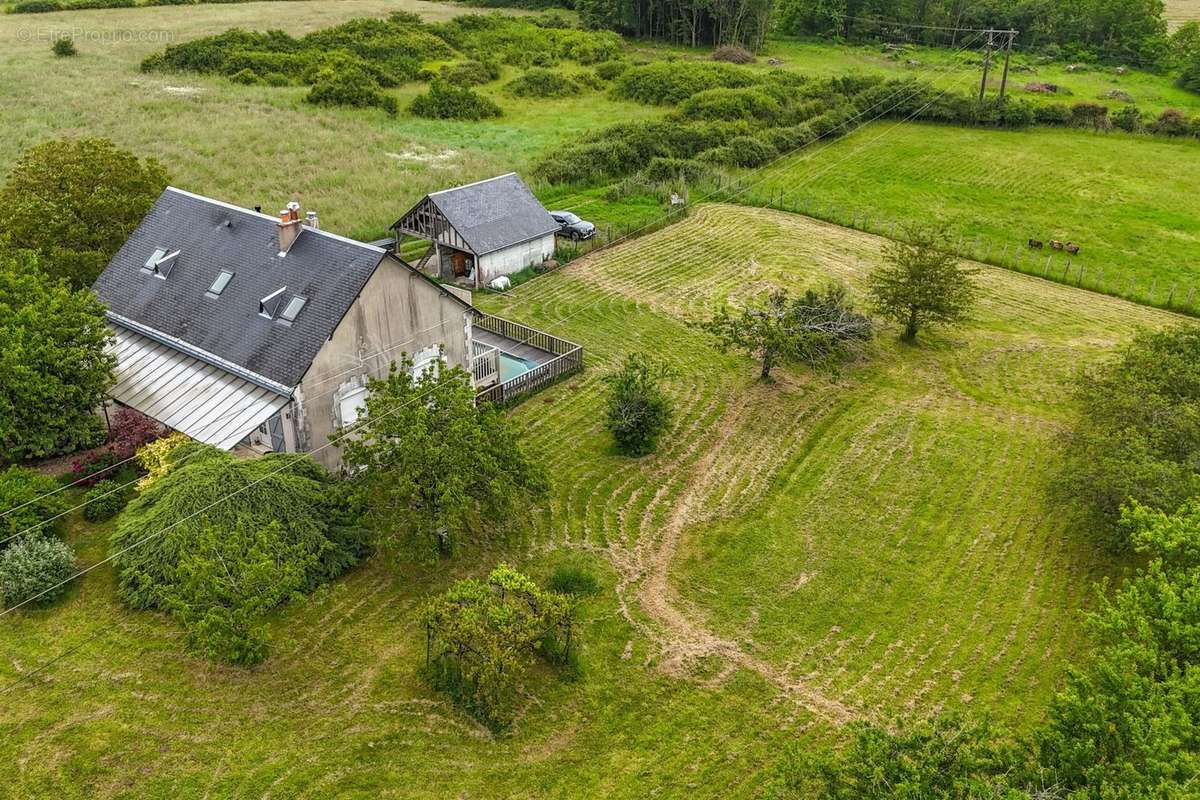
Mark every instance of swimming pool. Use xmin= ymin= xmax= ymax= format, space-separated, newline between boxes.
xmin=498 ymin=352 xmax=538 ymax=382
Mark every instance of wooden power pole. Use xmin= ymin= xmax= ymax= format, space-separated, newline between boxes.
xmin=998 ymin=30 xmax=1016 ymax=100
xmin=978 ymin=29 xmax=994 ymax=103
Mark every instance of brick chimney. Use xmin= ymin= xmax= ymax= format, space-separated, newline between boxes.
xmin=277 ymin=201 xmax=302 ymax=255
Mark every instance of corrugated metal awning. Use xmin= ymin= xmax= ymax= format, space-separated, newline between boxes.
xmin=107 ymin=327 xmax=291 ymax=450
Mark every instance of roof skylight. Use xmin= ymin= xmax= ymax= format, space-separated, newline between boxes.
xmin=206 ymin=270 xmax=234 ymax=297
xmin=142 ymin=247 xmax=180 ymax=278
xmin=279 ymin=295 xmax=307 ymax=323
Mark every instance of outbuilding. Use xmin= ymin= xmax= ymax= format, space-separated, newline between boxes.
xmin=390 ymin=173 xmax=559 ymax=289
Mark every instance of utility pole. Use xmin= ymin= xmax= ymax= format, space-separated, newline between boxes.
xmin=978 ymin=29 xmax=994 ymax=104
xmin=998 ymin=30 xmax=1016 ymax=100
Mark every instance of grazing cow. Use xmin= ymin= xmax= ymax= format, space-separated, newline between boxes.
xmin=1065 ymin=243 xmax=1080 ymax=255
xmin=1028 ymin=239 xmax=1043 ymax=249
xmin=1050 ymin=240 xmax=1065 ymax=251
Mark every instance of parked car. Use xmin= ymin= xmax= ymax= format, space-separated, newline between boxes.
xmin=550 ymin=211 xmax=596 ymax=241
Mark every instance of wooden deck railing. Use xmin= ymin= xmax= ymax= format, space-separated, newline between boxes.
xmin=473 ymin=314 xmax=583 ymax=406
xmin=471 ymin=341 xmax=499 ymax=388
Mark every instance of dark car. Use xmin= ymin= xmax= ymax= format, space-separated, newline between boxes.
xmin=550 ymin=211 xmax=596 ymax=241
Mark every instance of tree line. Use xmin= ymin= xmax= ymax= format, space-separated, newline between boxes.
xmin=776 ymin=0 xmax=1171 ymax=65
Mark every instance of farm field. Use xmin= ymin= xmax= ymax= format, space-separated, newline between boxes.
xmin=3 ymin=204 xmax=1181 ymax=797
xmin=734 ymin=121 xmax=1200 ymax=304
xmin=1168 ymin=0 xmax=1200 ymax=28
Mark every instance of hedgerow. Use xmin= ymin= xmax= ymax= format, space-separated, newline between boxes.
xmin=410 ymin=80 xmax=502 ymax=119
xmin=677 ymin=86 xmax=782 ymax=123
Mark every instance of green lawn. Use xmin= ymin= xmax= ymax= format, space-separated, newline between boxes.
xmin=2 ymin=204 xmax=1182 ymax=797
xmin=729 ymin=122 xmax=1200 ymax=307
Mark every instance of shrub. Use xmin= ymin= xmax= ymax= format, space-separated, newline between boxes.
xmin=1112 ymin=105 xmax=1145 ymax=132
xmin=604 ymin=354 xmax=673 ymax=456
xmin=229 ymin=68 xmax=259 ymax=85
xmin=52 ymin=38 xmax=77 ymax=57
xmin=162 ymin=519 xmax=312 ymax=665
xmin=642 ymin=156 xmax=709 ymax=184
xmin=410 ymin=79 xmax=501 ymax=119
xmin=677 ymin=86 xmax=781 ymax=123
xmin=1033 ymin=103 xmax=1073 ymax=125
xmin=703 ymin=135 xmax=777 ymax=167
xmin=438 ymin=59 xmax=501 ymax=86
xmin=111 ymin=447 xmax=369 ymax=612
xmin=305 ymin=70 xmax=398 ymax=115
xmin=1177 ymin=54 xmax=1200 ymax=94
xmin=0 ymin=467 xmax=69 ymax=546
xmin=505 ymin=67 xmax=581 ymax=98
xmin=107 ymin=407 xmax=163 ymax=460
xmin=712 ymin=45 xmax=755 ymax=64
xmin=612 ymin=61 xmax=758 ymax=105
xmin=422 ymin=565 xmax=576 ymax=730
xmin=0 ymin=536 xmax=75 ymax=608
xmin=135 ymin=432 xmax=193 ymax=489
xmin=757 ymin=123 xmax=816 ymax=154
xmin=547 ymin=562 xmax=600 ymax=596
xmin=82 ymin=480 xmax=131 ymax=523
xmin=1152 ymin=107 xmax=1192 ymax=136
xmin=574 ymin=70 xmax=604 ymax=90
xmin=593 ymin=59 xmax=628 ymax=81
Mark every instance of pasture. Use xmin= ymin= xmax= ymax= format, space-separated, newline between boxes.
xmin=733 ymin=122 xmax=1200 ymax=304
xmin=2 ymin=204 xmax=1181 ymax=797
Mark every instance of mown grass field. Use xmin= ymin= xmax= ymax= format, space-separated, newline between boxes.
xmin=1168 ymin=0 xmax=1200 ymax=28
xmin=2 ymin=204 xmax=1183 ymax=797
xmin=732 ymin=121 xmax=1200 ymax=305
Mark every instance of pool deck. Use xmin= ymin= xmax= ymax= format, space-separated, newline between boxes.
xmin=474 ymin=329 xmax=556 ymax=367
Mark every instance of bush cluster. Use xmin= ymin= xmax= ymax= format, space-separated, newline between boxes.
xmin=433 ymin=59 xmax=501 ymax=86
xmin=505 ymin=67 xmax=582 ymax=98
xmin=410 ymin=79 xmax=502 ymax=119
xmin=593 ymin=59 xmax=628 ymax=81
xmin=430 ymin=14 xmax=623 ymax=67
xmin=678 ymin=86 xmax=782 ymax=123
xmin=612 ymin=61 xmax=759 ymax=105
xmin=306 ymin=68 xmax=399 ymax=115
xmin=604 ymin=354 xmax=674 ymax=456
xmin=0 ymin=536 xmax=75 ymax=609
xmin=112 ymin=447 xmax=369 ymax=610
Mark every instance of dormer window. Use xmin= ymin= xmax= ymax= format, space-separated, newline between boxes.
xmin=259 ymin=286 xmax=287 ymax=319
xmin=279 ymin=296 xmax=307 ymax=324
xmin=206 ymin=270 xmax=234 ymax=298
xmin=142 ymin=247 xmax=180 ymax=279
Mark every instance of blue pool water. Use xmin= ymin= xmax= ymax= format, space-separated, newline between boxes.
xmin=499 ymin=352 xmax=537 ymax=382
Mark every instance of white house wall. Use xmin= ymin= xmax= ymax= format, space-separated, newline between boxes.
xmin=478 ymin=233 xmax=556 ymax=284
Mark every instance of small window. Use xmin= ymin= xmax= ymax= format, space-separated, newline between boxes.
xmin=338 ymin=386 xmax=368 ymax=427
xmin=207 ymin=270 xmax=234 ymax=297
xmin=280 ymin=295 xmax=307 ymax=323
xmin=142 ymin=247 xmax=179 ymax=278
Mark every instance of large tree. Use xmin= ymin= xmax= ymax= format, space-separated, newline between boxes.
xmin=703 ymin=285 xmax=873 ymax=380
xmin=338 ymin=357 xmax=547 ymax=558
xmin=0 ymin=138 xmax=169 ymax=289
xmin=1063 ymin=325 xmax=1200 ymax=549
xmin=0 ymin=252 xmax=115 ymax=462
xmin=867 ymin=225 xmax=978 ymax=342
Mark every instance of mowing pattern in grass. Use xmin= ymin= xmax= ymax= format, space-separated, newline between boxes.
xmin=0 ymin=205 xmax=1185 ymax=797
xmin=730 ymin=122 xmax=1200 ymax=307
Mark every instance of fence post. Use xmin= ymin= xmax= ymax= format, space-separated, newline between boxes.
xmin=1044 ymin=255 xmax=1052 ymax=276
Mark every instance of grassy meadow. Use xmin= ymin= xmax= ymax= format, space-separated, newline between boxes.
xmin=1168 ymin=0 xmax=1200 ymax=28
xmin=729 ymin=121 xmax=1200 ymax=305
xmin=3 ymin=204 xmax=1185 ymax=796
xmin=0 ymin=0 xmax=664 ymax=240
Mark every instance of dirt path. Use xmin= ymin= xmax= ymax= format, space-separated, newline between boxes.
xmin=618 ymin=386 xmax=856 ymax=725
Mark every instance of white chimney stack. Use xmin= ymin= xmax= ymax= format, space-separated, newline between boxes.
xmin=277 ymin=201 xmax=302 ymax=255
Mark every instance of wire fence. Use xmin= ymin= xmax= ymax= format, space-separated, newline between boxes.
xmin=702 ymin=174 xmax=1200 ymax=318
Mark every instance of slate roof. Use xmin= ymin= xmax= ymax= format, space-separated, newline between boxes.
xmin=392 ymin=173 xmax=559 ymax=256
xmin=92 ymin=187 xmax=384 ymax=389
